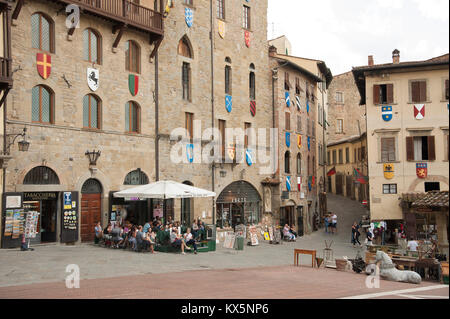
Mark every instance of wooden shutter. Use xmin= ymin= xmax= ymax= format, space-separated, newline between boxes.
xmin=381 ymin=138 xmax=395 ymax=162
xmin=387 ymin=84 xmax=394 ymax=104
xmin=373 ymin=85 xmax=380 ymax=104
xmin=445 ymin=79 xmax=449 ymax=100
xmin=285 ymin=112 xmax=290 ymax=131
xmin=427 ymin=136 xmax=436 ymax=161
xmin=419 ymin=81 xmax=427 ymax=102
xmin=406 ymin=137 xmax=414 ymax=161
xmin=411 ymin=81 xmax=420 ymax=103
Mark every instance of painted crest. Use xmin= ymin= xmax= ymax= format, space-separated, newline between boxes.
xmin=186 ymin=143 xmax=194 ymax=163
xmin=250 ymin=100 xmax=256 ymax=117
xmin=227 ymin=143 xmax=236 ymax=161
xmin=384 ymin=164 xmax=394 ymax=180
xmin=308 ymin=177 xmax=312 ymax=192
xmin=286 ymin=132 xmax=291 ymax=148
xmin=307 ymin=137 xmax=311 ymax=151
xmin=306 ymin=100 xmax=310 ymax=114
xmin=225 ymin=95 xmax=232 ymax=113
xmin=382 ymin=106 xmax=393 ymax=122
xmin=414 ymin=104 xmax=425 ymax=120
xmin=244 ymin=30 xmax=251 ymax=47
xmin=297 ymin=135 xmax=302 ymax=148
xmin=416 ymin=163 xmax=427 ymax=179
xmin=295 ymin=95 xmax=301 ymax=110
xmin=36 ymin=53 xmax=51 ymax=79
xmin=246 ymin=149 xmax=253 ymax=166
xmin=87 ymin=68 xmax=99 ymax=92
xmin=286 ymin=176 xmax=292 ymax=192
xmin=185 ymin=7 xmax=193 ymax=28
xmin=297 ymin=177 xmax=302 ymax=191
xmin=129 ymin=74 xmax=139 ymax=96
xmin=312 ymin=176 xmax=315 ymax=187
xmin=218 ymin=20 xmax=226 ymax=38
xmin=285 ymin=92 xmax=291 ymax=107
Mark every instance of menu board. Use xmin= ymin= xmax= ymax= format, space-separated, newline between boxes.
xmin=24 ymin=212 xmax=40 ymax=239
xmin=249 ymin=226 xmax=259 ymax=246
xmin=61 ymin=192 xmax=79 ymax=243
xmin=223 ymin=232 xmax=236 ymax=249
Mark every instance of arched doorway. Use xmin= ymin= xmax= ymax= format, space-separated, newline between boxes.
xmin=81 ymin=179 xmax=102 ymax=242
xmin=181 ymin=181 xmax=194 ymax=227
xmin=216 ymin=181 xmax=261 ymax=230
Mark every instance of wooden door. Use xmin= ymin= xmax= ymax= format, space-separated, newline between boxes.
xmin=336 ymin=174 xmax=343 ymax=195
xmin=81 ymin=193 xmax=101 ymax=242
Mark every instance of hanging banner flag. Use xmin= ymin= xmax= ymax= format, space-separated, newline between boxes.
xmin=185 ymin=7 xmax=193 ymax=28
xmin=382 ymin=106 xmax=393 ymax=122
xmin=306 ymin=100 xmax=310 ymax=114
xmin=297 ymin=135 xmax=302 ymax=148
xmin=286 ymin=176 xmax=292 ymax=192
xmin=354 ymin=168 xmax=369 ymax=184
xmin=307 ymin=137 xmax=311 ymax=151
xmin=286 ymin=132 xmax=291 ymax=148
xmin=36 ymin=53 xmax=51 ymax=79
xmin=250 ymin=100 xmax=256 ymax=117
xmin=129 ymin=74 xmax=139 ymax=96
xmin=312 ymin=176 xmax=316 ymax=187
xmin=295 ymin=95 xmax=301 ymax=110
xmin=327 ymin=167 xmax=336 ymax=177
xmin=87 ymin=68 xmax=99 ymax=91
xmin=285 ymin=91 xmax=291 ymax=107
xmin=414 ymin=104 xmax=425 ymax=120
xmin=416 ymin=163 xmax=427 ymax=179
xmin=225 ymin=95 xmax=232 ymax=113
xmin=186 ymin=143 xmax=194 ymax=163
xmin=297 ymin=177 xmax=302 ymax=191
xmin=383 ymin=164 xmax=394 ymax=180
xmin=244 ymin=30 xmax=251 ymax=47
xmin=308 ymin=177 xmax=312 ymax=192
xmin=218 ymin=20 xmax=226 ymax=38
xmin=246 ymin=149 xmax=253 ymax=166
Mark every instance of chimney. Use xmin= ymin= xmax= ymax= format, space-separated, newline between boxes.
xmin=368 ymin=55 xmax=374 ymax=66
xmin=269 ymin=45 xmax=277 ymax=57
xmin=392 ymin=49 xmax=400 ymax=64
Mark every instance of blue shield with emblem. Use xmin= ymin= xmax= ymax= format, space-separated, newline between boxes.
xmin=286 ymin=132 xmax=291 ymax=148
xmin=286 ymin=176 xmax=292 ymax=192
xmin=225 ymin=95 xmax=232 ymax=113
xmin=382 ymin=106 xmax=393 ymax=122
xmin=307 ymin=137 xmax=311 ymax=151
xmin=185 ymin=8 xmax=193 ymax=28
xmin=186 ymin=143 xmax=194 ymax=163
xmin=285 ymin=92 xmax=290 ymax=107
xmin=246 ymin=149 xmax=253 ymax=166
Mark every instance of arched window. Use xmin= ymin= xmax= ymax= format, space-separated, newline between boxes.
xmin=297 ymin=153 xmax=302 ymax=175
xmin=178 ymin=36 xmax=193 ymax=58
xmin=31 ymin=12 xmax=54 ymax=52
xmin=124 ymin=169 xmax=149 ymax=185
xmin=83 ymin=94 xmax=101 ymax=129
xmin=125 ymin=40 xmax=140 ymax=73
xmin=32 ymin=85 xmax=54 ymax=124
xmin=284 ymin=151 xmax=291 ymax=174
xmin=24 ymin=166 xmax=60 ymax=185
xmin=83 ymin=28 xmax=101 ymax=64
xmin=225 ymin=60 xmax=232 ymax=95
xmin=125 ymin=101 xmax=140 ymax=133
xmin=249 ymin=64 xmax=256 ymax=100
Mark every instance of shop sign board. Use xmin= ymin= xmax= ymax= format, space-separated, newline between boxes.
xmin=2 ymin=193 xmax=24 ymax=248
xmin=61 ymin=192 xmax=79 ymax=243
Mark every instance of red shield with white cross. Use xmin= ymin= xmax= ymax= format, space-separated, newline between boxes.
xmin=36 ymin=53 xmax=51 ymax=79
xmin=414 ymin=104 xmax=425 ymax=120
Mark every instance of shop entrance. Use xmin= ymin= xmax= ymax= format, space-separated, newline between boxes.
xmin=297 ymin=206 xmax=304 ymax=237
xmin=23 ymin=192 xmax=58 ymax=243
xmin=81 ymin=179 xmax=102 ymax=242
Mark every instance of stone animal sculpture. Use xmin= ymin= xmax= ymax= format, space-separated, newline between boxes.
xmin=369 ymin=251 xmax=422 ymax=284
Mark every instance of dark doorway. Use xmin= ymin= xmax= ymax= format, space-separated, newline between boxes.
xmin=40 ymin=199 xmax=57 ymax=242
xmin=181 ymin=181 xmax=194 ymax=227
xmin=336 ymin=174 xmax=343 ymax=195
xmin=425 ymin=182 xmax=440 ymax=192
xmin=297 ymin=206 xmax=304 ymax=237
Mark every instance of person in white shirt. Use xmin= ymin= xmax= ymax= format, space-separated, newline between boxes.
xmin=407 ymin=237 xmax=419 ymax=252
xmin=184 ymin=228 xmax=198 ymax=254
xmin=283 ymin=224 xmax=296 ymax=241
xmin=331 ymin=213 xmax=338 ymax=234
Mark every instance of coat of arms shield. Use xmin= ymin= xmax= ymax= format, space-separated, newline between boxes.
xmin=416 ymin=163 xmax=427 ymax=179
xmin=414 ymin=104 xmax=425 ymax=120
xmin=226 ymin=95 xmax=232 ymax=113
xmin=185 ymin=7 xmax=193 ymax=28
xmin=382 ymin=106 xmax=393 ymax=122
xmin=218 ymin=20 xmax=226 ymax=38
xmin=37 ymin=53 xmax=51 ymax=79
xmin=286 ymin=132 xmax=291 ymax=148
xmin=384 ymin=164 xmax=394 ymax=180
xmin=87 ymin=68 xmax=99 ymax=91
xmin=244 ymin=31 xmax=250 ymax=47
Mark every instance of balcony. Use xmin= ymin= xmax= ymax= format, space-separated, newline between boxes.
xmin=0 ymin=57 xmax=12 ymax=90
xmin=58 ymin=0 xmax=163 ymax=35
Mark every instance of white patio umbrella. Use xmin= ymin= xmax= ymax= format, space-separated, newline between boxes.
xmin=113 ymin=180 xmax=216 ymax=200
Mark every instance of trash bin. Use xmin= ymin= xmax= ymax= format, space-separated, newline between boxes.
xmin=235 ymin=237 xmax=244 ymax=251
xmin=208 ymin=240 xmax=216 ymax=252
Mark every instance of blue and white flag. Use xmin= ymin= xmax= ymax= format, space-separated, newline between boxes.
xmin=306 ymin=100 xmax=310 ymax=114
xmin=186 ymin=143 xmax=194 ymax=163
xmin=225 ymin=95 xmax=232 ymax=113
xmin=185 ymin=8 xmax=193 ymax=28
xmin=246 ymin=149 xmax=253 ymax=166
xmin=286 ymin=132 xmax=291 ymax=148
xmin=285 ymin=92 xmax=291 ymax=107
xmin=286 ymin=176 xmax=292 ymax=192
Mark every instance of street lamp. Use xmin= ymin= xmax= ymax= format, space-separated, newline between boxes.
xmin=6 ymin=127 xmax=30 ymax=154
xmin=85 ymin=150 xmax=101 ymax=166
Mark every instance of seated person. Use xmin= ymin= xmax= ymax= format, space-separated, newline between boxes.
xmin=127 ymin=226 xmax=137 ymax=250
xmin=136 ymin=226 xmax=150 ymax=252
xmin=184 ymin=228 xmax=198 ymax=254
xmin=103 ymin=223 xmax=112 ymax=241
xmin=143 ymin=227 xmax=156 ymax=253
xmin=111 ymin=224 xmax=124 ymax=248
xmin=283 ymin=224 xmax=296 ymax=241
xmin=192 ymin=220 xmax=199 ymax=239
xmin=289 ymin=226 xmax=298 ymax=238
xmin=94 ymin=222 xmax=103 ymax=243
xmin=170 ymin=227 xmax=190 ymax=255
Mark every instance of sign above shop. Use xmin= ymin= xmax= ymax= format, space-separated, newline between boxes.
xmin=24 ymin=192 xmax=57 ymax=201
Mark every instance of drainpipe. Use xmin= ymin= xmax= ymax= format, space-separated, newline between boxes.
xmin=322 ymin=78 xmax=326 ymax=217
xmin=210 ymin=0 xmax=215 ymax=225
xmin=155 ymin=50 xmax=159 ymax=182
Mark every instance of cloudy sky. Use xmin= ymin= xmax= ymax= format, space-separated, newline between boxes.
xmin=268 ymin=0 xmax=449 ymax=75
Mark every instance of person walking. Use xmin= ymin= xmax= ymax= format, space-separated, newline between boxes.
xmin=351 ymin=222 xmax=361 ymax=247
xmin=331 ymin=213 xmax=337 ymax=234
xmin=324 ymin=214 xmax=330 ymax=234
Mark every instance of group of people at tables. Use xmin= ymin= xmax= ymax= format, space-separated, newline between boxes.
xmin=94 ymin=216 xmax=207 ymax=255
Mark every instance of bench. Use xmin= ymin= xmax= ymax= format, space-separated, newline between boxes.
xmin=294 ymin=249 xmax=317 ymax=268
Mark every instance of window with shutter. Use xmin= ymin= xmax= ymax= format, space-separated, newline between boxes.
xmin=411 ymin=80 xmax=427 ymax=103
xmin=381 ymin=137 xmax=396 ymax=162
xmin=387 ymin=84 xmax=394 ymax=104
xmin=31 ymin=85 xmax=54 ymax=124
xmin=427 ymin=136 xmax=436 ymax=161
xmin=373 ymin=85 xmax=380 ymax=105
xmin=31 ymin=13 xmax=54 ymax=53
xmin=406 ymin=137 xmax=414 ymax=161
xmin=297 ymin=115 xmax=302 ymax=132
xmin=445 ymin=79 xmax=449 ymax=100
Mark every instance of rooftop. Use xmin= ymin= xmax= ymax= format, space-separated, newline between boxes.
xmin=411 ymin=191 xmax=449 ymax=209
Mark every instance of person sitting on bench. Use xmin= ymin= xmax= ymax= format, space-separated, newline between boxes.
xmin=111 ymin=224 xmax=124 ymax=248
xmin=283 ymin=224 xmax=296 ymax=242
xmin=94 ymin=221 xmax=103 ymax=244
xmin=143 ymin=228 xmax=156 ymax=253
xmin=184 ymin=228 xmax=198 ymax=255
xmin=170 ymin=227 xmax=190 ymax=255
xmin=136 ymin=226 xmax=150 ymax=252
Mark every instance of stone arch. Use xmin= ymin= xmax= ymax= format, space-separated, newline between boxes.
xmin=18 ymin=162 xmax=66 ymax=186
xmin=408 ymin=176 xmax=449 ymax=192
xmin=178 ymin=35 xmax=193 ymax=59
xmin=217 ymin=180 xmax=262 ymax=203
xmin=75 ymin=170 xmax=111 ymax=196
xmin=123 ymin=168 xmax=150 ymax=185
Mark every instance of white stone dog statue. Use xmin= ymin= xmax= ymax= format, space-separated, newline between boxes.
xmin=374 ymin=251 xmax=422 ymax=284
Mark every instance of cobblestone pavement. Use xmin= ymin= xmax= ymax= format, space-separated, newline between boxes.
xmin=0 ymin=194 xmax=369 ymax=289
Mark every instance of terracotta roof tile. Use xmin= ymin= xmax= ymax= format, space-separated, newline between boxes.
xmin=411 ymin=191 xmax=449 ymax=209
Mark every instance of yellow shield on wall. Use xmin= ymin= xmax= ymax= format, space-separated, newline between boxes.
xmin=227 ymin=143 xmax=235 ymax=161
xmin=218 ymin=20 xmax=226 ymax=39
xmin=384 ymin=164 xmax=394 ymax=180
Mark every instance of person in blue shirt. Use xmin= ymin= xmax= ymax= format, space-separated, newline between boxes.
xmin=143 ymin=220 xmax=151 ymax=234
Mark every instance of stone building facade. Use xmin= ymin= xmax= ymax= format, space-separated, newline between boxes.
xmin=327 ymin=71 xmax=366 ymax=144
xmin=353 ymin=50 xmax=449 ymax=244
